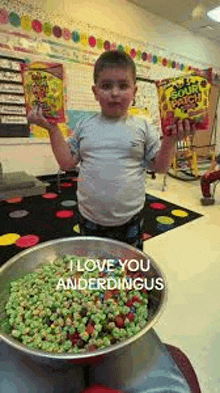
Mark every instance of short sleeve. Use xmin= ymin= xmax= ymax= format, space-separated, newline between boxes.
xmin=143 ymin=121 xmax=161 ymax=168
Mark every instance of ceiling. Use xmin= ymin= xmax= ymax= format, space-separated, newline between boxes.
xmin=127 ymin=0 xmax=220 ymax=44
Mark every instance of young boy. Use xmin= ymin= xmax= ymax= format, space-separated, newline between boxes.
xmin=200 ymin=153 xmax=220 ymax=205
xmin=28 ymin=50 xmax=185 ymax=249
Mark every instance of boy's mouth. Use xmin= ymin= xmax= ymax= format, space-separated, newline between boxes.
xmin=108 ymin=102 xmax=121 ymax=107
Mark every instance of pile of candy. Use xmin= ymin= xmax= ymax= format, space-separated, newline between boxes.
xmin=4 ymin=255 xmax=148 ymax=353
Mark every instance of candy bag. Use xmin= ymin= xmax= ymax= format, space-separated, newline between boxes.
xmin=21 ymin=61 xmax=66 ymax=124
xmin=156 ymin=72 xmax=211 ymax=136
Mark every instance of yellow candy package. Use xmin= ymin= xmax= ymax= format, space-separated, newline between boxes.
xmin=156 ymin=72 xmax=211 ymax=136
xmin=21 ymin=61 xmax=66 ymax=124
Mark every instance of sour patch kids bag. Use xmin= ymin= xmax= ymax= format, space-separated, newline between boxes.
xmin=21 ymin=61 xmax=65 ymax=124
xmin=156 ymin=73 xmax=211 ymax=136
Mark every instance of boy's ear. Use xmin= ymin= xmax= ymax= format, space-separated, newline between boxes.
xmin=92 ymin=85 xmax=98 ymax=101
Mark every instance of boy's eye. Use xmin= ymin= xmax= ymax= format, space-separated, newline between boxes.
xmin=119 ymin=83 xmax=129 ymax=90
xmin=100 ymin=83 xmax=130 ymax=90
xmin=101 ymin=83 xmax=112 ymax=90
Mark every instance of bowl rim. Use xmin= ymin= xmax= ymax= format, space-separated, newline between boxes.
xmin=0 ymin=236 xmax=168 ymax=360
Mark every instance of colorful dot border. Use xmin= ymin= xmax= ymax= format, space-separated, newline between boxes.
xmin=0 ymin=7 xmax=216 ymax=76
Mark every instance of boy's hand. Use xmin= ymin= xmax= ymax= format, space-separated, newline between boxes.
xmin=164 ymin=119 xmax=195 ymax=140
xmin=27 ymin=107 xmax=50 ymax=130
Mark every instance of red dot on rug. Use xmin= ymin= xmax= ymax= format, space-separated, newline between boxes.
xmin=150 ymin=202 xmax=167 ymax=210
xmin=61 ymin=182 xmax=73 ymax=187
xmin=56 ymin=210 xmax=74 ymax=218
xmin=141 ymin=232 xmax=152 ymax=240
xmin=42 ymin=193 xmax=58 ymax=199
xmin=6 ymin=197 xmax=22 ymax=203
xmin=16 ymin=235 xmax=39 ymax=248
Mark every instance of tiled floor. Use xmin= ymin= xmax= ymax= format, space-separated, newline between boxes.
xmin=143 ymin=173 xmax=220 ymax=393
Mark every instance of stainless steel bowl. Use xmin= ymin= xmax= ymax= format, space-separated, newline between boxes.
xmin=0 ymin=237 xmax=167 ymax=366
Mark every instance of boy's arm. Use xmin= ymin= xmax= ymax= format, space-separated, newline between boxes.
xmin=153 ymin=136 xmax=175 ymax=173
xmin=153 ymin=119 xmax=192 ymax=173
xmin=28 ymin=109 xmax=79 ymax=171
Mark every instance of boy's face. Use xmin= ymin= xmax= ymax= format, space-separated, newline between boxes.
xmin=92 ymin=67 xmax=137 ymax=119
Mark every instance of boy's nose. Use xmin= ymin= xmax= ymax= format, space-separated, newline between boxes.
xmin=111 ymin=86 xmax=120 ymax=96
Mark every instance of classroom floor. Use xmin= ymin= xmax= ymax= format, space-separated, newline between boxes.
xmin=143 ymin=173 xmax=220 ymax=393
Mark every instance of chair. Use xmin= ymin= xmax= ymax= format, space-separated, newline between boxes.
xmin=165 ymin=344 xmax=202 ymax=393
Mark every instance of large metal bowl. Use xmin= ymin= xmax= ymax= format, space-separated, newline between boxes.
xmin=0 ymin=237 xmax=167 ymax=367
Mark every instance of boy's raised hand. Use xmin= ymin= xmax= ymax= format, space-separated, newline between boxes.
xmin=164 ymin=119 xmax=195 ymax=140
xmin=27 ymin=106 xmax=50 ymax=130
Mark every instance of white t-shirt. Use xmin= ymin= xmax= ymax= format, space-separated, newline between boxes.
xmin=67 ymin=113 xmax=161 ymax=226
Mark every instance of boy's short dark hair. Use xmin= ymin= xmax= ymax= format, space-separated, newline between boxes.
xmin=94 ymin=50 xmax=136 ymax=84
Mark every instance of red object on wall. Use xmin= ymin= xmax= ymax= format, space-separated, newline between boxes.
xmin=104 ymin=40 xmax=111 ymax=50
xmin=89 ymin=36 xmax=97 ymax=47
xmin=0 ymin=8 xmax=8 ymax=24
xmin=53 ymin=25 xmax=62 ymax=38
xmin=130 ymin=48 xmax=136 ymax=58
xmin=63 ymin=28 xmax=71 ymax=40
xmin=162 ymin=58 xmax=168 ymax=66
xmin=32 ymin=20 xmax=42 ymax=33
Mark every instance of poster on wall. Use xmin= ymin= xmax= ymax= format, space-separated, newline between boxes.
xmin=156 ymin=73 xmax=211 ymax=136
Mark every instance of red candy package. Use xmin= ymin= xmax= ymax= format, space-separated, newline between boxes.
xmin=156 ymin=70 xmax=212 ymax=136
xmin=21 ymin=61 xmax=66 ymax=124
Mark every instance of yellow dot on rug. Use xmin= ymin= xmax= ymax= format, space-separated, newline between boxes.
xmin=73 ymin=224 xmax=80 ymax=233
xmin=156 ymin=216 xmax=174 ymax=225
xmin=0 ymin=233 xmax=20 ymax=246
xmin=171 ymin=209 xmax=189 ymax=217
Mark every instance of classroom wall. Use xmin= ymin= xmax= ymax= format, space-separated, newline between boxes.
xmin=1 ymin=0 xmax=220 ymax=176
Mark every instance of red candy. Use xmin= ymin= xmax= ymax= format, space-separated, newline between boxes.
xmin=115 ymin=315 xmax=124 ymax=328
xmin=131 ymin=272 xmax=139 ymax=279
xmin=105 ymin=291 xmax=112 ymax=300
xmin=132 ymin=296 xmax=140 ymax=303
xmin=86 ymin=324 xmax=94 ymax=335
xmin=68 ymin=331 xmax=80 ymax=346
xmin=126 ymin=312 xmax=134 ymax=322
xmin=88 ymin=345 xmax=98 ymax=352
